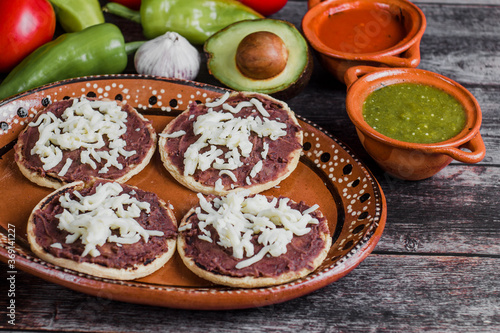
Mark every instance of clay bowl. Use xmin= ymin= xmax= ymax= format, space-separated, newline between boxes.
xmin=302 ymin=0 xmax=426 ymax=83
xmin=344 ymin=66 xmax=486 ymax=180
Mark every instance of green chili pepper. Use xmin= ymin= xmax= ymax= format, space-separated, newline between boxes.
xmin=49 ymin=0 xmax=105 ymax=32
xmin=0 ymin=23 xmax=143 ymax=100
xmin=103 ymin=0 xmax=263 ymax=45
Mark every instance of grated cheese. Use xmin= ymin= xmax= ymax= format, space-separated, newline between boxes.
xmin=53 ymin=182 xmax=164 ymax=257
xmin=205 ymin=92 xmax=230 ymax=107
xmin=261 ymin=142 xmax=269 ymax=159
xmin=172 ymin=95 xmax=288 ymax=186
xmin=214 ymin=179 xmax=224 ymax=192
xmin=222 ymin=101 xmax=253 ymax=114
xmin=57 ymin=158 xmax=73 ymax=177
xmin=250 ymin=98 xmax=270 ymax=117
xmin=219 ymin=169 xmax=238 ymax=182
xmin=29 ymin=97 xmax=136 ymax=174
xmin=249 ymin=160 xmax=263 ymax=178
xmin=193 ymin=191 xmax=319 ymax=269
xmin=178 ymin=223 xmax=192 ymax=232
xmin=159 ymin=130 xmax=186 ymax=138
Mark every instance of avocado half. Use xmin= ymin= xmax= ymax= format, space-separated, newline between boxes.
xmin=204 ymin=19 xmax=313 ymax=100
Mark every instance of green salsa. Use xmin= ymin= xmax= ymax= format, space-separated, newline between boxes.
xmin=362 ymin=83 xmax=466 ymax=144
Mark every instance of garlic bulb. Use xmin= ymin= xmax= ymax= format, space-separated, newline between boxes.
xmin=134 ymin=32 xmax=201 ymax=80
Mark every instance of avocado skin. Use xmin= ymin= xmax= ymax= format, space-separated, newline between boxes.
xmin=272 ymin=48 xmax=314 ymax=101
xmin=204 ymin=19 xmax=313 ymax=101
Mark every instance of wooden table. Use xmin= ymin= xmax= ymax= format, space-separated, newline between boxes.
xmin=1 ymin=0 xmax=499 ymax=331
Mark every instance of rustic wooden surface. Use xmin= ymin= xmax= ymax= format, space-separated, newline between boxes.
xmin=1 ymin=0 xmax=500 ymax=331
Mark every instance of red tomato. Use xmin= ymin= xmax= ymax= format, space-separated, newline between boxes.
xmin=238 ymin=0 xmax=288 ymax=16
xmin=110 ymin=0 xmax=142 ymax=11
xmin=0 ymin=0 xmax=56 ymax=73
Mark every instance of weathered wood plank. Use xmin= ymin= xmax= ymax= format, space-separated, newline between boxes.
xmin=418 ymin=5 xmax=500 ymax=85
xmin=374 ymin=165 xmax=500 ymax=254
xmin=1 ymin=255 xmax=499 ymax=332
xmin=1 ymin=2 xmax=499 ymax=332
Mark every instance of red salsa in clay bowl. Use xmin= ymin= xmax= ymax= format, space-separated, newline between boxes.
xmin=344 ymin=66 xmax=486 ymax=180
xmin=302 ymin=0 xmax=426 ymax=83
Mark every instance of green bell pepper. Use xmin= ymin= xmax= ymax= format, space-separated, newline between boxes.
xmin=49 ymin=0 xmax=105 ymax=32
xmin=103 ymin=0 xmax=263 ymax=45
xmin=0 ymin=23 xmax=143 ymax=100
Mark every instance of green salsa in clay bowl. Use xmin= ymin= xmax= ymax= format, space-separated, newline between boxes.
xmin=344 ymin=66 xmax=485 ymax=180
xmin=363 ymin=83 xmax=466 ymax=144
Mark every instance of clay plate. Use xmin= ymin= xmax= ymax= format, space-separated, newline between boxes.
xmin=0 ymin=75 xmax=386 ymax=310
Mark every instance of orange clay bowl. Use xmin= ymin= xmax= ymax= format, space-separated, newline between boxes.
xmin=302 ymin=0 xmax=426 ymax=83
xmin=344 ymin=66 xmax=486 ymax=180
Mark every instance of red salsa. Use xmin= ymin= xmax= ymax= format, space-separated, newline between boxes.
xmin=317 ymin=4 xmax=407 ymax=54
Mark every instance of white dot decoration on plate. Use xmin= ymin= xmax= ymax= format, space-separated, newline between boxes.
xmin=298 ymin=115 xmax=381 ymax=258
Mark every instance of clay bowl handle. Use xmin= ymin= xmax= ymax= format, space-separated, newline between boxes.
xmin=377 ymin=41 xmax=422 ymax=68
xmin=344 ymin=45 xmax=422 ymax=90
xmin=431 ymin=133 xmax=486 ymax=164
xmin=344 ymin=66 xmax=388 ymax=91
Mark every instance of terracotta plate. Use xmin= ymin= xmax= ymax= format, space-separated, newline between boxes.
xmin=0 ymin=75 xmax=386 ymax=310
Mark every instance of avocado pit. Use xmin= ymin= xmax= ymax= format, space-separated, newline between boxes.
xmin=235 ymin=31 xmax=289 ymax=80
xmin=204 ymin=18 xmax=313 ymax=100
